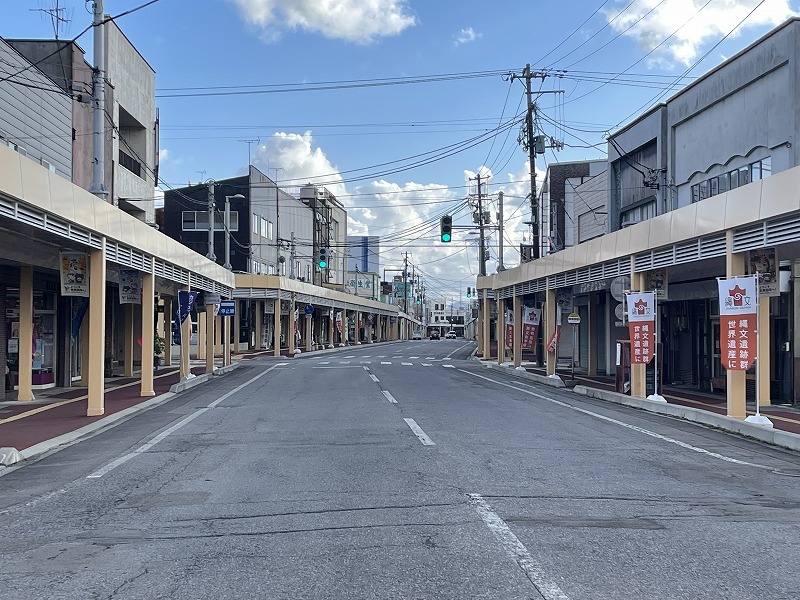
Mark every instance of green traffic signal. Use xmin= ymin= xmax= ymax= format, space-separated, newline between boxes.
xmin=319 ymin=259 xmax=327 ymax=268
xmin=440 ymin=215 xmax=453 ymax=243
xmin=441 ymin=233 xmax=451 ymax=242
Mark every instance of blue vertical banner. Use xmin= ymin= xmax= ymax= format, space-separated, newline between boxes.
xmin=172 ymin=290 xmax=198 ymax=346
xmin=70 ymin=297 xmax=89 ymax=340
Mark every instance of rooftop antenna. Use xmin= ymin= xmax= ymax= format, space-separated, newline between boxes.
xmin=238 ymin=137 xmax=260 ymax=169
xmin=30 ymin=0 xmax=71 ymax=39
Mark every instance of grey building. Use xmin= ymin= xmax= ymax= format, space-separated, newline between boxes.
xmin=347 ymin=235 xmax=380 ymax=274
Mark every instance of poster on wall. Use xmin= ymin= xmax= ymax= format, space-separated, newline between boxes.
xmin=335 ymin=311 xmax=343 ymax=333
xmin=118 ymin=269 xmax=142 ymax=304
xmin=626 ymin=292 xmax=655 ymax=364
xmin=59 ymin=252 xmax=89 ymax=297
xmin=717 ymin=276 xmax=758 ymax=371
xmin=647 ymin=268 xmax=669 ymax=300
xmin=748 ymin=247 xmax=779 ymax=297
xmin=522 ymin=307 xmax=541 ymax=352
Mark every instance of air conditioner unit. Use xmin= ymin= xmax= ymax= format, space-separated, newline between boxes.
xmin=620 ymin=216 xmax=639 ymax=228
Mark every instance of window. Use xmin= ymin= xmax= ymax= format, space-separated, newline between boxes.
xmin=267 ymin=220 xmax=274 ymax=240
xmin=709 ymin=177 xmax=718 ymax=196
xmin=260 ymin=219 xmax=267 ymax=238
xmin=119 ymin=149 xmax=142 ymax=178
xmin=699 ymin=180 xmax=709 ymax=200
xmin=719 ymin=172 xmax=729 ymax=193
xmin=739 ymin=166 xmax=750 ymax=186
xmin=252 ymin=214 xmax=259 ymax=235
xmin=182 ymin=211 xmax=238 ymax=231
xmin=268 ymin=264 xmax=276 ymax=275
xmin=762 ymin=156 xmax=772 ymax=177
xmin=730 ymin=169 xmax=738 ymax=189
xmin=692 ymin=184 xmax=700 ymax=203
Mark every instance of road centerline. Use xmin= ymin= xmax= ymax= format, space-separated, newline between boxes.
xmin=403 ymin=418 xmax=435 ymax=445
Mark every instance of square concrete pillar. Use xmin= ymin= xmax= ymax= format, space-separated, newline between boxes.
xmin=255 ymin=300 xmax=263 ymax=350
xmin=288 ymin=298 xmax=296 ymax=355
xmin=496 ymin=300 xmax=505 ymax=365
xmin=273 ymin=298 xmax=282 ymax=357
xmin=757 ymin=297 xmax=771 ymax=407
xmin=80 ymin=308 xmax=90 ymax=385
xmin=140 ymin=271 xmax=155 ymax=397
xmin=482 ymin=291 xmax=492 ymax=359
xmin=545 ymin=289 xmax=557 ymax=376
xmin=233 ymin=301 xmax=241 ymax=355
xmin=197 ymin=311 xmax=206 ymax=360
xmin=17 ymin=266 xmax=34 ymax=401
xmin=205 ymin=308 xmax=215 ymax=374
xmin=163 ymin=297 xmax=173 ymax=368
xmin=87 ymin=242 xmax=107 ymax=416
xmin=180 ymin=292 xmax=191 ymax=381
xmin=587 ymin=292 xmax=597 ymax=376
xmin=224 ymin=315 xmax=232 ymax=367
xmin=513 ymin=295 xmax=523 ymax=368
xmin=305 ymin=313 xmax=312 ymax=352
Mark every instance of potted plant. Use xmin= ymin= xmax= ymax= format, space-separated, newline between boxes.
xmin=154 ymin=335 xmax=166 ymax=368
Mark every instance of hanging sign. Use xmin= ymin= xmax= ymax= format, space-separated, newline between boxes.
xmin=118 ymin=269 xmax=142 ymax=304
xmin=504 ymin=308 xmax=514 ymax=349
xmin=717 ymin=276 xmax=758 ymax=371
xmin=172 ymin=290 xmax=198 ymax=345
xmin=522 ymin=307 xmax=541 ymax=351
xmin=626 ymin=292 xmax=655 ymax=364
xmin=648 ymin=268 xmax=669 ymax=300
xmin=547 ymin=304 xmax=562 ymax=353
xmin=336 ymin=310 xmax=343 ymax=333
xmin=59 ymin=252 xmax=89 ymax=297
xmin=749 ymin=248 xmax=779 ymax=297
xmin=70 ymin=297 xmax=89 ymax=340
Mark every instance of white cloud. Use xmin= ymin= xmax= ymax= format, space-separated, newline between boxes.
xmin=604 ymin=0 xmax=797 ymax=66
xmin=250 ymin=132 xmax=542 ymax=297
xmin=454 ymin=27 xmax=481 ymax=45
xmin=159 ymin=148 xmax=169 ymax=162
xmin=228 ymin=0 xmax=417 ymax=44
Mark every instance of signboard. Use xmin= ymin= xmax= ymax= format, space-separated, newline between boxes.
xmin=59 ymin=252 xmax=89 ymax=297
xmin=556 ymin=288 xmax=574 ymax=312
xmin=218 ymin=300 xmax=236 ymax=316
xmin=522 ymin=307 xmax=541 ymax=352
xmin=626 ymin=292 xmax=655 ymax=364
xmin=336 ymin=310 xmax=343 ymax=333
xmin=304 ymin=305 xmax=314 ymax=315
xmin=718 ymin=276 xmax=758 ymax=371
xmin=172 ymin=290 xmax=199 ymax=345
xmin=118 ymin=269 xmax=142 ymax=304
xmin=647 ymin=268 xmax=668 ymax=300
xmin=204 ymin=293 xmax=221 ymax=305
xmin=749 ymin=247 xmax=779 ymax=297
xmin=504 ymin=308 xmax=514 ymax=349
xmin=567 ymin=312 xmax=581 ymax=325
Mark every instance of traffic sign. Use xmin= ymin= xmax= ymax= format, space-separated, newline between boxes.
xmin=567 ymin=312 xmax=581 ymax=325
xmin=304 ymin=305 xmax=314 ymax=315
xmin=219 ymin=300 xmax=236 ymax=316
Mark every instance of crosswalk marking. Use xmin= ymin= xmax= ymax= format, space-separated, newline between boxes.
xmin=422 ymin=363 xmax=432 ymax=367
xmin=319 ymin=361 xmax=330 ymax=365
xmin=401 ymin=362 xmax=413 ymax=366
xmin=381 ymin=361 xmax=391 ymax=365
xmin=340 ymin=361 xmax=351 ymax=364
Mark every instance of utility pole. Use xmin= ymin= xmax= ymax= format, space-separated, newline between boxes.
xmin=206 ymin=181 xmax=216 ymax=261
xmin=403 ymin=252 xmax=409 ymax=314
xmin=89 ymin=0 xmax=108 ymax=201
xmin=476 ymin=173 xmax=487 ymax=276
xmin=524 ymin=64 xmax=539 ymax=259
xmin=498 ymin=191 xmax=505 ymax=271
xmin=289 ymin=232 xmax=296 ymax=279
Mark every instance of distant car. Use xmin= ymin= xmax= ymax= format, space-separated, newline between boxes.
xmin=429 ymin=331 xmax=440 ymax=340
xmin=445 ymin=331 xmax=457 ymax=339
xmin=411 ymin=331 xmax=423 ymax=340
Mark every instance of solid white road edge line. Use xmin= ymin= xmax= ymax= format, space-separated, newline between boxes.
xmin=87 ymin=363 xmax=287 ymax=479
xmin=469 ymin=493 xmax=570 ymax=600
xmin=458 ymin=369 xmax=771 ymax=470
xmin=446 ymin=342 xmax=472 ymax=358
xmin=403 ymin=417 xmax=436 ymax=445
xmin=382 ymin=390 xmax=398 ymax=404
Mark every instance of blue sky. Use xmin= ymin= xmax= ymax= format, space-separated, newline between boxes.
xmin=4 ymin=0 xmax=799 ymax=300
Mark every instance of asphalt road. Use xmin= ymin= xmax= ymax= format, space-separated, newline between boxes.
xmin=1 ymin=339 xmax=799 ymax=599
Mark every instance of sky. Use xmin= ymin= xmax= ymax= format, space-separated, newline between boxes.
xmin=3 ymin=0 xmax=799 ymax=304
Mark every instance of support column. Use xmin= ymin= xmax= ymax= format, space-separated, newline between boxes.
xmin=757 ymin=289 xmax=771 ymax=407
xmin=197 ymin=307 xmax=205 ymax=360
xmin=255 ymin=300 xmax=263 ymax=350
xmin=587 ymin=292 xmax=597 ymax=376
xmin=726 ymin=231 xmax=747 ymax=419
xmin=17 ymin=267 xmax=34 ymax=401
xmin=215 ymin=314 xmax=222 ymax=356
xmin=328 ymin=310 xmax=335 ymax=348
xmin=123 ymin=304 xmax=134 ymax=377
xmin=477 ymin=304 xmax=484 ymax=355
xmin=273 ymin=298 xmax=282 ymax=357
xmin=545 ymin=288 xmax=556 ymax=376
xmin=482 ymin=291 xmax=491 ymax=359
xmin=233 ymin=300 xmax=240 ymax=355
xmin=205 ymin=308 xmax=215 ymax=374
xmin=288 ymin=297 xmax=296 ymax=355
xmin=140 ymin=271 xmax=155 ymax=397
xmin=513 ymin=295 xmax=522 ymax=368
xmin=180 ymin=291 xmax=191 ymax=381
xmin=222 ymin=314 xmax=230 ymax=367
xmin=87 ymin=241 xmax=107 ymax=416
xmin=305 ymin=313 xmax=312 ymax=352
xmin=355 ymin=311 xmax=361 ymax=344
xmin=163 ymin=296 xmax=173 ymax=367
xmin=80 ymin=310 xmax=90 ymax=386
xmin=497 ymin=299 xmax=505 ymax=365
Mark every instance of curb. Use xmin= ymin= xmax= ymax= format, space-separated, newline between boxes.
xmin=482 ymin=362 xmax=566 ymax=389
xmin=0 ymin=362 xmax=245 ymax=473
xmin=573 ymin=385 xmax=800 ymax=451
xmin=169 ymin=362 xmax=241 ymax=393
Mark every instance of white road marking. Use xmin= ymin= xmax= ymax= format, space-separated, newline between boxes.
xmin=343 ymin=355 xmax=355 ymax=359
xmin=377 ymin=355 xmax=386 ymax=358
xmin=470 ymin=494 xmax=570 ymax=600
xmin=88 ymin=363 xmax=286 ymax=479
xmin=392 ymin=356 xmax=402 ymax=359
xmin=410 ymin=356 xmax=419 ymax=359
xmin=443 ymin=357 xmax=452 ymax=361
xmin=382 ymin=391 xmax=398 ymax=404
xmin=446 ymin=342 xmax=472 ymax=358
xmin=318 ymin=361 xmax=330 ymax=365
xmin=401 ymin=362 xmax=413 ymax=366
xmin=362 ymin=355 xmax=372 ymax=358
xmin=426 ymin=356 xmax=435 ymax=360
xmin=443 ymin=364 xmax=455 ymax=369
xmin=458 ymin=369 xmax=772 ymax=470
xmin=340 ymin=361 xmax=351 ymax=364
xmin=363 ymin=366 xmax=370 ymax=371
xmin=381 ymin=361 xmax=392 ymax=365
xmin=422 ymin=363 xmax=432 ymax=367
xmin=403 ymin=418 xmax=436 ymax=445
xmin=361 ymin=360 xmax=372 ymax=364
xmin=369 ymin=374 xmax=380 ymax=383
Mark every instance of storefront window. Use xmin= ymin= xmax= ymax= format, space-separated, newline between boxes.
xmin=6 ymin=289 xmax=57 ymax=389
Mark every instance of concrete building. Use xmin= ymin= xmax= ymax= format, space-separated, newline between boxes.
xmin=347 ymin=236 xmax=380 ymax=274
xmin=478 ymin=17 xmax=800 ymax=419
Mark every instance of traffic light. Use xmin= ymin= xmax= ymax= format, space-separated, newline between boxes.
xmin=466 ymin=287 xmax=472 ymax=298
xmin=440 ymin=215 xmax=452 ymax=243
xmin=318 ymin=247 xmax=329 ymax=268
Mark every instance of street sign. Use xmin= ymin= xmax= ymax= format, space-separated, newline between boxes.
xmin=567 ymin=312 xmax=581 ymax=325
xmin=304 ymin=305 xmax=314 ymax=315
xmin=219 ymin=300 xmax=236 ymax=316
xmin=204 ymin=293 xmax=221 ymax=305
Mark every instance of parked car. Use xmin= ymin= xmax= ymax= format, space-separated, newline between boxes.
xmin=430 ymin=331 xmax=440 ymax=340
xmin=445 ymin=331 xmax=457 ymax=339
xmin=411 ymin=331 xmax=423 ymax=340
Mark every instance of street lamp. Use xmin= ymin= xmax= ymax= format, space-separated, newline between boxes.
xmin=224 ymin=194 xmax=245 ymax=270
